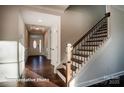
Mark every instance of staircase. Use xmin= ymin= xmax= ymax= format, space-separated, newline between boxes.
xmin=56 ymin=12 xmax=110 ymax=86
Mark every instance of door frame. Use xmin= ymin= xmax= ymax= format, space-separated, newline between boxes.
xmin=28 ymin=33 xmax=44 ymax=56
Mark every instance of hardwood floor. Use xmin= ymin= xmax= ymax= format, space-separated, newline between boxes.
xmin=18 ymin=55 xmax=66 ymax=87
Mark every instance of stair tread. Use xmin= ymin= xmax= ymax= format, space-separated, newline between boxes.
xmin=90 ymin=35 xmax=107 ymax=38
xmin=98 ymin=28 xmax=107 ymax=31
xmin=57 ymin=68 xmax=66 ymax=77
xmin=102 ymin=24 xmax=107 ymax=26
xmin=82 ymin=44 xmax=99 ymax=46
xmin=71 ymin=58 xmax=83 ymax=64
xmin=96 ymin=30 xmax=107 ymax=33
xmin=73 ymin=53 xmax=89 ymax=57
xmin=92 ymin=33 xmax=107 ymax=36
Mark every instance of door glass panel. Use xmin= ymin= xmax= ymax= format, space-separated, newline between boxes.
xmin=39 ymin=40 xmax=42 ymax=53
xmin=33 ymin=40 xmax=37 ymax=49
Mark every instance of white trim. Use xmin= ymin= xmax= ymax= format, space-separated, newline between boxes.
xmin=106 ymin=5 xmax=111 ymax=38
xmin=0 ymin=61 xmax=24 ymax=64
xmin=75 ymin=70 xmax=124 ymax=87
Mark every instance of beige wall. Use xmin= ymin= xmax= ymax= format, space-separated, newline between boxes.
xmin=61 ymin=5 xmax=106 ymax=61
xmin=0 ymin=6 xmax=18 ymax=41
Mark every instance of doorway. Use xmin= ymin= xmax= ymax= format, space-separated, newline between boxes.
xmin=19 ymin=10 xmax=61 ymax=80
xmin=27 ymin=24 xmax=51 ymax=59
xmin=29 ymin=34 xmax=43 ymax=56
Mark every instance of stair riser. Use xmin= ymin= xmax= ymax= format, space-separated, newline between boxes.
xmin=73 ymin=46 xmax=93 ymax=50
xmin=56 ymin=70 xmax=66 ymax=83
xmin=95 ymin=31 xmax=107 ymax=34
xmin=97 ymin=29 xmax=107 ymax=32
xmin=74 ymin=51 xmax=93 ymax=55
xmin=99 ymin=26 xmax=107 ymax=29
xmin=80 ymin=47 xmax=98 ymax=49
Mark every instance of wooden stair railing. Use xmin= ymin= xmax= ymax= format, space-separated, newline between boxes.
xmin=66 ymin=12 xmax=110 ymax=86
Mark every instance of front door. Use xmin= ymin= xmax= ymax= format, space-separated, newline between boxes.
xmin=29 ymin=34 xmax=43 ymax=56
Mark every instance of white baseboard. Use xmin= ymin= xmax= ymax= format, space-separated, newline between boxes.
xmin=75 ymin=70 xmax=124 ymax=87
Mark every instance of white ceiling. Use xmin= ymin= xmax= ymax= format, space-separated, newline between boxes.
xmin=22 ymin=10 xmax=60 ymax=27
xmin=35 ymin=5 xmax=69 ymax=13
xmin=39 ymin=5 xmax=69 ymax=12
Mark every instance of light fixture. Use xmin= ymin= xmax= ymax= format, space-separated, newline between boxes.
xmin=35 ymin=27 xmax=40 ymax=30
xmin=38 ymin=19 xmax=43 ymax=23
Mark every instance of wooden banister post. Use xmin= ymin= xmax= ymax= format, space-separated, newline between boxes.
xmin=66 ymin=43 xmax=73 ymax=87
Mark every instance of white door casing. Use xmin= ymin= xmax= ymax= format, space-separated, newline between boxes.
xmin=51 ymin=27 xmax=58 ymax=72
xmin=50 ymin=20 xmax=61 ymax=73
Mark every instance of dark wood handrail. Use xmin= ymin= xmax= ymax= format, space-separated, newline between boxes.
xmin=73 ymin=12 xmax=110 ymax=47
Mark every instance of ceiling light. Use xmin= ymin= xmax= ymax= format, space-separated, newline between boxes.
xmin=35 ymin=27 xmax=40 ymax=30
xmin=38 ymin=19 xmax=43 ymax=22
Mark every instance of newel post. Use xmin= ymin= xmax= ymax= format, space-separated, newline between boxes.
xmin=66 ymin=43 xmax=73 ymax=87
